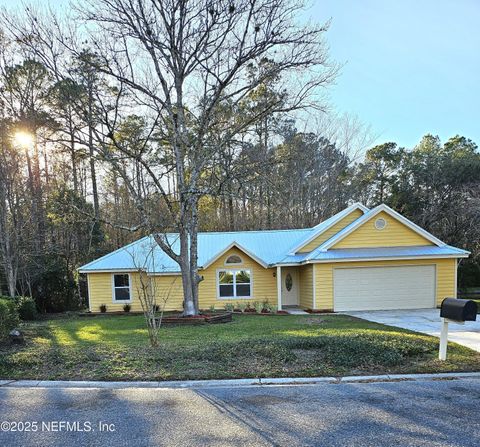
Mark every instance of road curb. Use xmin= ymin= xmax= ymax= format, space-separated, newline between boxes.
xmin=1 ymin=372 xmax=480 ymax=389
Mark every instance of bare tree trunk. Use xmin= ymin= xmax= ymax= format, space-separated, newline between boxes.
xmin=69 ymin=118 xmax=78 ymax=194
xmin=0 ymin=182 xmax=17 ymax=297
xmin=88 ymin=83 xmax=100 ymax=219
xmin=228 ymin=195 xmax=235 ymax=231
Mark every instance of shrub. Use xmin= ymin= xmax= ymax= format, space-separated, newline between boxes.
xmin=209 ymin=304 xmax=215 ymax=313
xmin=270 ymin=305 xmax=278 ymax=314
xmin=123 ymin=304 xmax=131 ymax=313
xmin=224 ymin=303 xmax=234 ymax=312
xmin=16 ymin=296 xmax=37 ymax=320
xmin=254 ymin=301 xmax=263 ymax=313
xmin=237 ymin=302 xmax=247 ymax=312
xmin=0 ymin=299 xmax=20 ymax=340
xmin=99 ymin=304 xmax=107 ymax=313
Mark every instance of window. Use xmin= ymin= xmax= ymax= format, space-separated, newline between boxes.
xmin=113 ymin=274 xmax=131 ymax=302
xmin=375 ymin=217 xmax=387 ymax=230
xmin=225 ymin=255 xmax=242 ymax=265
xmin=285 ymin=273 xmax=293 ymax=291
xmin=218 ymin=269 xmax=251 ymax=298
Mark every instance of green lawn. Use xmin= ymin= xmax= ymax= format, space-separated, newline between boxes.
xmin=1 ymin=314 xmax=479 ymax=381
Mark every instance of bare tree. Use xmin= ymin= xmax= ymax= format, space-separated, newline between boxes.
xmin=129 ymin=238 xmax=178 ymax=347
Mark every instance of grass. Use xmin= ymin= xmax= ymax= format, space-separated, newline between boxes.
xmin=1 ymin=314 xmax=479 ymax=381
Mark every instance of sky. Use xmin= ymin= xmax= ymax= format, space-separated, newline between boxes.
xmin=0 ymin=0 xmax=479 ymax=149
xmin=310 ymin=0 xmax=480 ymax=148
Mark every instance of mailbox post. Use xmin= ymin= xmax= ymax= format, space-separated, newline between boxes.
xmin=439 ymin=298 xmax=477 ymax=360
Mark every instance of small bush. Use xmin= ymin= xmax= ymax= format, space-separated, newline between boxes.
xmin=0 ymin=299 xmax=20 ymax=340
xmin=123 ymin=304 xmax=131 ymax=313
xmin=99 ymin=304 xmax=107 ymax=313
xmin=237 ymin=302 xmax=247 ymax=312
xmin=270 ymin=305 xmax=278 ymax=314
xmin=209 ymin=304 xmax=215 ymax=313
xmin=224 ymin=303 xmax=234 ymax=312
xmin=16 ymin=296 xmax=37 ymax=320
xmin=254 ymin=301 xmax=263 ymax=313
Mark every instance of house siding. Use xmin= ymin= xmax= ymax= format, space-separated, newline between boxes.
xmin=87 ymin=247 xmax=278 ymax=312
xmin=298 ymin=209 xmax=363 ymax=253
xmin=198 ymin=247 xmax=277 ymax=309
xmin=314 ymin=258 xmax=456 ymax=311
xmin=332 ymin=211 xmax=434 ymax=249
xmin=87 ymin=272 xmax=184 ymax=312
xmin=298 ymin=264 xmax=313 ymax=309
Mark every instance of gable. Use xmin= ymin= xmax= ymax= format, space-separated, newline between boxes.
xmin=298 ymin=209 xmax=364 ymax=253
xmin=331 ymin=211 xmax=436 ymax=249
xmin=201 ymin=246 xmax=268 ymax=271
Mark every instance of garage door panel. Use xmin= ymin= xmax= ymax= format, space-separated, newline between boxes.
xmin=334 ymin=265 xmax=435 ymax=311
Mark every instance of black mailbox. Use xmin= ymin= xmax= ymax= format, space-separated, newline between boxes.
xmin=440 ymin=298 xmax=477 ymax=322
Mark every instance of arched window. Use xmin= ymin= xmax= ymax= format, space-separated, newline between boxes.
xmin=225 ymin=254 xmax=242 ymax=265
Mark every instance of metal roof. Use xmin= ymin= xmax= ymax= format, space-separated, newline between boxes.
xmin=308 ymin=245 xmax=470 ymax=262
xmin=78 ymin=204 xmax=469 ymax=273
xmin=79 ymin=228 xmax=312 ymax=273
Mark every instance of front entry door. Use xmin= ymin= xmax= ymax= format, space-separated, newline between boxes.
xmin=281 ymin=268 xmax=299 ymax=306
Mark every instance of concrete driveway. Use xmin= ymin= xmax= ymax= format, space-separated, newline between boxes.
xmin=345 ymin=309 xmax=480 ymax=352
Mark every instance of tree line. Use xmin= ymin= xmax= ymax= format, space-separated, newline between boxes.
xmin=0 ymin=1 xmax=478 ymax=314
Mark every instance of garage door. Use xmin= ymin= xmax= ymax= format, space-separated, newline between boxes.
xmin=333 ymin=265 xmax=435 ymax=311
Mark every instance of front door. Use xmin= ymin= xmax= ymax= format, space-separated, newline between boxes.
xmin=281 ymin=268 xmax=299 ymax=306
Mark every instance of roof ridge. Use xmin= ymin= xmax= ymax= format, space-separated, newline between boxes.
xmin=198 ymin=228 xmax=312 ymax=235
xmin=289 ymin=203 xmax=369 ymax=255
xmin=308 ymin=208 xmax=376 ymax=258
xmin=319 ymin=204 xmax=447 ymax=251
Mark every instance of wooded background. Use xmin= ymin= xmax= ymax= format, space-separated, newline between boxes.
xmin=0 ymin=2 xmax=479 ymax=312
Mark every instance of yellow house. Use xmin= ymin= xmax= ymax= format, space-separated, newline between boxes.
xmin=79 ymin=203 xmax=469 ymax=313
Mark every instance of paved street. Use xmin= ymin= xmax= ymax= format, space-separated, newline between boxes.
xmin=345 ymin=309 xmax=480 ymax=352
xmin=1 ymin=378 xmax=480 ymax=447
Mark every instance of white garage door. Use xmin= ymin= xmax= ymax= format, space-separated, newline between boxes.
xmin=333 ymin=265 xmax=436 ymax=311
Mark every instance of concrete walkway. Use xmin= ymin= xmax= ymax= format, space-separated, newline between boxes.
xmin=284 ymin=307 xmax=309 ymax=315
xmin=345 ymin=308 xmax=480 ymax=352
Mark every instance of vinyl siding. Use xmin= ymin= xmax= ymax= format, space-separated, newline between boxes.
xmin=298 ymin=209 xmax=363 ymax=253
xmin=332 ymin=211 xmax=435 ymax=249
xmin=298 ymin=264 xmax=313 ymax=309
xmin=87 ymin=272 xmax=184 ymax=312
xmin=151 ymin=275 xmax=185 ymax=310
xmin=314 ymin=258 xmax=457 ymax=310
xmin=88 ymin=247 xmax=279 ymax=312
xmin=198 ymin=247 xmax=277 ymax=309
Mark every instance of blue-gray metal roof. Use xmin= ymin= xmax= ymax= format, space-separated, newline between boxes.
xmin=78 ymin=203 xmax=469 ymax=273
xmin=276 ymin=245 xmax=469 ymax=264
xmin=79 ymin=228 xmax=313 ymax=273
xmin=309 ymin=245 xmax=469 ymax=261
